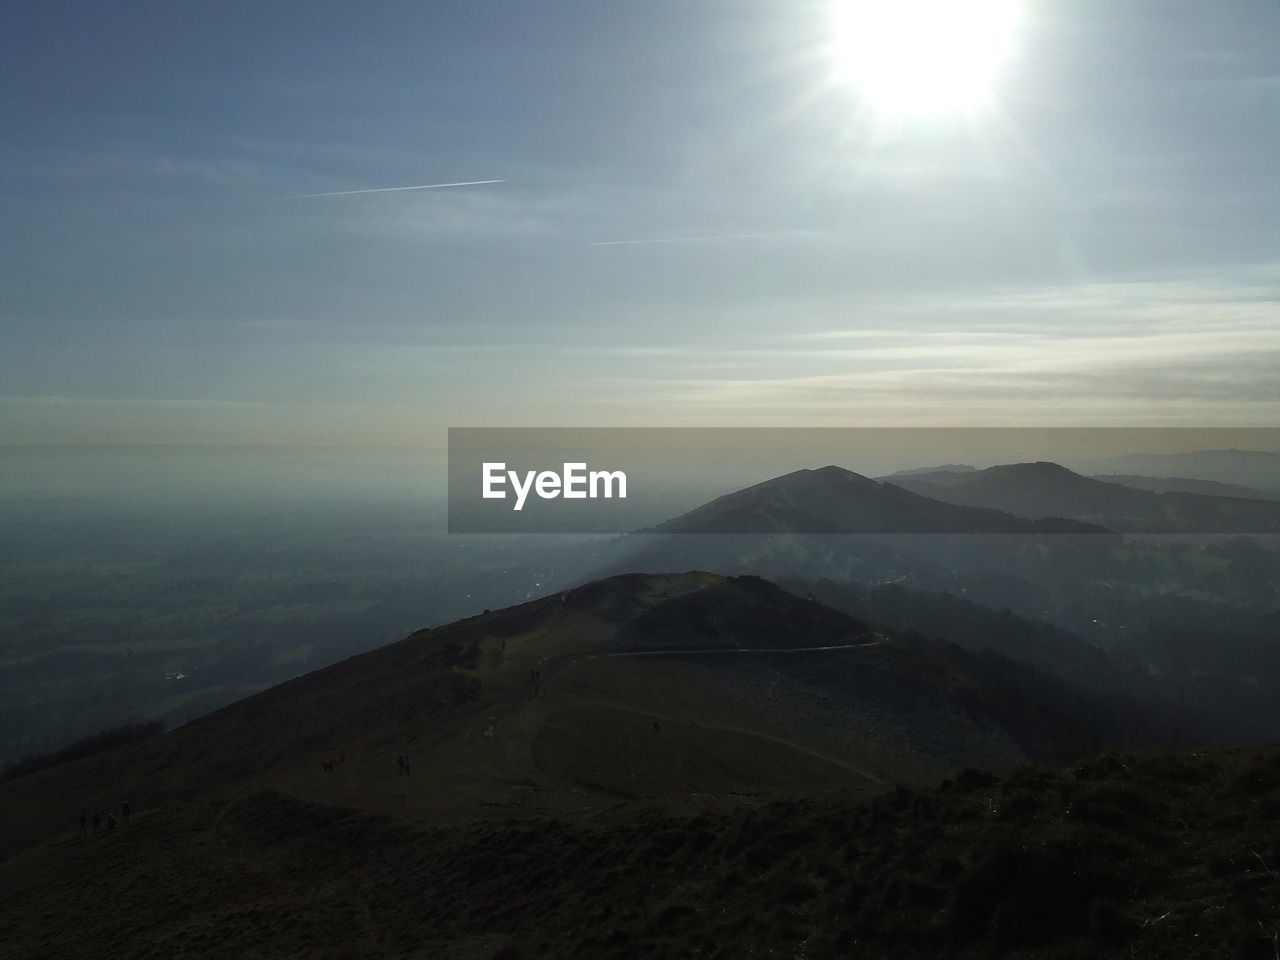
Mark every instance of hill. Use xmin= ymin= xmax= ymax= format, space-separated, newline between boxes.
xmin=582 ymin=467 xmax=1121 ymax=636
xmin=0 ymin=573 xmax=1142 ymax=848
xmin=886 ymin=461 xmax=1280 ymax=533
xmin=579 ymin=470 xmax=1280 ymax=748
xmin=1092 ymin=473 xmax=1280 ymax=500
xmin=0 ymin=572 xmax=1184 ymax=958
xmin=3 ymin=704 xmax=1279 ymax=957
xmin=649 ymin=465 xmax=1107 ymax=535
xmin=781 ymin=576 xmax=1121 ymax=688
xmin=886 ymin=463 xmax=978 ymax=477
xmin=1072 ymin=448 xmax=1280 ymax=491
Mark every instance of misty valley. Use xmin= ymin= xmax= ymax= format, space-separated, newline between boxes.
xmin=0 ymin=505 xmax=603 ymax=766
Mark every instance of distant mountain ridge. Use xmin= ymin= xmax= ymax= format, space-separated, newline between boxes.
xmin=886 ymin=460 xmax=1280 ymax=534
xmin=885 ymin=463 xmax=977 ymax=477
xmin=1071 ymin=448 xmax=1280 ymax=491
xmin=1091 ymin=473 xmax=1279 ymax=501
xmin=648 ymin=465 xmax=1108 ymax=535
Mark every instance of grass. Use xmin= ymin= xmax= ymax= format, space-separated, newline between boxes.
xmin=4 ymin=571 xmax=1279 ymax=958
xmin=7 ymin=743 xmax=1280 ymax=957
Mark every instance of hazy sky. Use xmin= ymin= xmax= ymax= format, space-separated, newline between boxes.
xmin=3 ymin=0 xmax=1279 ymax=445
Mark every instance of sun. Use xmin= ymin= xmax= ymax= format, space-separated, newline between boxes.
xmin=831 ymin=0 xmax=1020 ymax=116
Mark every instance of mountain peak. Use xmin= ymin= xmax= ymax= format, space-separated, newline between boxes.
xmin=767 ymin=464 xmax=873 ymax=484
xmin=647 ymin=464 xmax=1107 ymax=535
xmin=807 ymin=464 xmax=877 ymax=484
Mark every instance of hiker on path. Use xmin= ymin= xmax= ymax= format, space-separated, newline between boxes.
xmin=121 ymin=800 xmax=131 ymax=825
xmin=402 ymin=754 xmax=411 ymax=775
xmin=106 ymin=813 xmax=116 ymax=833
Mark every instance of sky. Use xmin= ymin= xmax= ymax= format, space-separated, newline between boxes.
xmin=3 ymin=0 xmax=1279 ymax=446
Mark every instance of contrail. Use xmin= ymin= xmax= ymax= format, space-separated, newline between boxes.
xmin=589 ymin=232 xmax=780 ymax=247
xmin=284 ymin=179 xmax=507 ymax=200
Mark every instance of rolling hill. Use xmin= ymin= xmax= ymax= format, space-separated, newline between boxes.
xmin=0 ymin=572 xmax=1272 ymax=958
xmin=581 ymin=466 xmax=1123 ymax=636
xmin=1 ymin=573 xmax=1140 ymax=850
xmin=1072 ymin=448 xmax=1280 ymax=491
xmin=1091 ymin=473 xmax=1280 ymax=500
xmin=648 ymin=465 xmax=1108 ymax=535
xmin=886 ymin=461 xmax=1280 ymax=533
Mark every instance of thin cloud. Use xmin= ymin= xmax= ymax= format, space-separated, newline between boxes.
xmin=0 ymin=394 xmax=268 ymax=408
xmin=588 ymin=233 xmax=788 ymax=247
xmin=283 ymin=179 xmax=507 ymax=200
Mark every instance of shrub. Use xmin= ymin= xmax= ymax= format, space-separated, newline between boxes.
xmin=950 ymin=841 xmax=1124 ymax=947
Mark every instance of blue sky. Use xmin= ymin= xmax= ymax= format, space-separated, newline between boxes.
xmin=3 ymin=0 xmax=1279 ymax=444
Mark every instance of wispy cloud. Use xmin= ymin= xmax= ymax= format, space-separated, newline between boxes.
xmin=0 ymin=394 xmax=268 ymax=409
xmin=588 ymin=232 xmax=795 ymax=247
xmin=282 ymin=179 xmax=507 ymax=200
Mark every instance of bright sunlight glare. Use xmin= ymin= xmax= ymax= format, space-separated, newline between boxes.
xmin=832 ymin=0 xmax=1020 ymax=116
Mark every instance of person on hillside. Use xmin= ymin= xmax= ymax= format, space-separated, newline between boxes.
xmin=402 ymin=754 xmax=411 ymax=775
xmin=78 ymin=810 xmax=89 ymax=838
xmin=121 ymin=800 xmax=130 ymax=825
xmin=397 ymin=754 xmax=405 ymax=776
xmin=105 ymin=813 xmax=116 ymax=833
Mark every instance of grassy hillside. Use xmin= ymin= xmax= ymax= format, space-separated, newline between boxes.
xmin=4 ymin=744 xmax=1280 ymax=958
xmin=0 ymin=572 xmax=1257 ymax=958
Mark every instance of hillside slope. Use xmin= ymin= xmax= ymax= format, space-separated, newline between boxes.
xmin=1092 ymin=473 xmax=1280 ymax=500
xmin=2 ymin=573 xmax=1132 ymax=851
xmin=888 ymin=461 xmax=1280 ymax=533
xmin=5 ymin=739 xmax=1280 ymax=958
xmin=650 ymin=465 xmax=1107 ymax=534
xmin=0 ymin=573 xmax=1193 ymax=958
